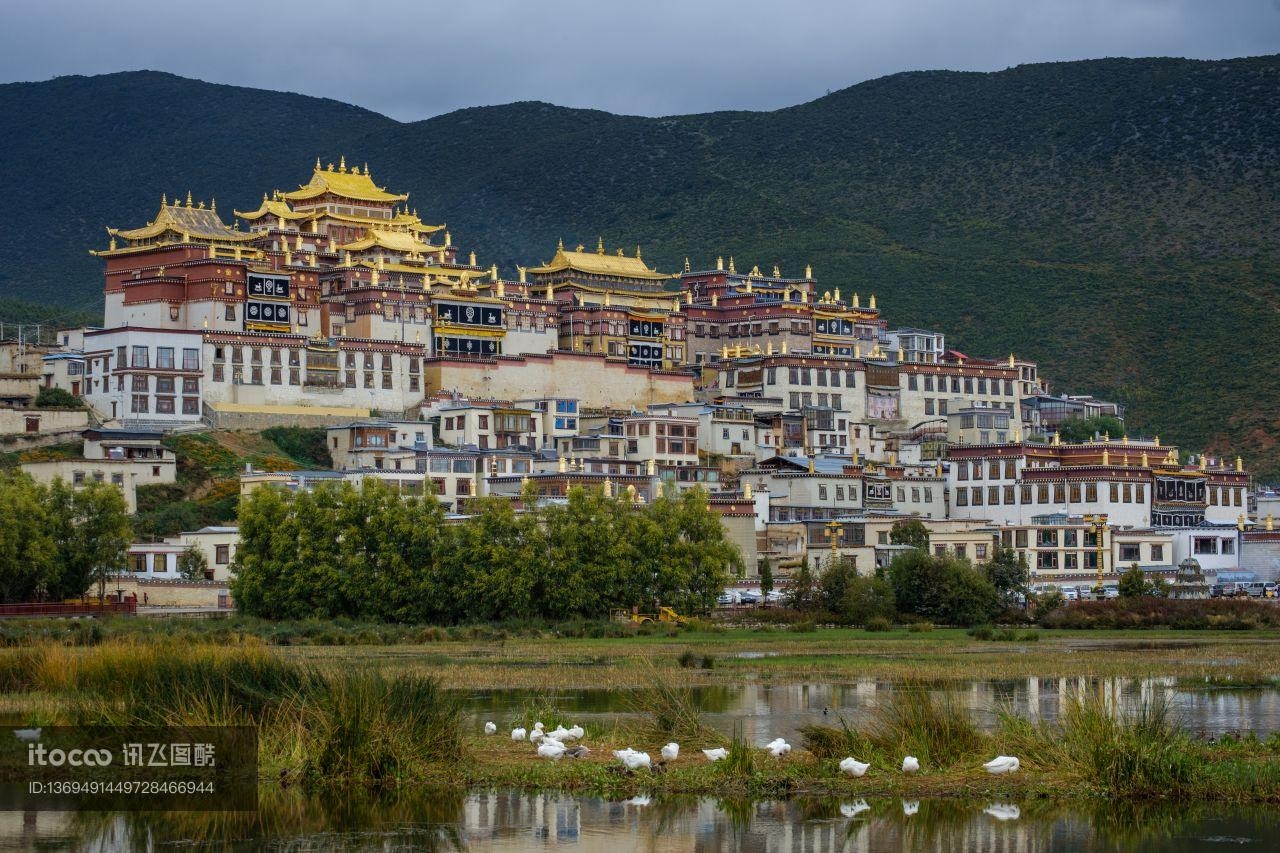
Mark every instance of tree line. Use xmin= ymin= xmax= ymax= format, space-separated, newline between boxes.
xmin=784 ymin=519 xmax=1029 ymax=627
xmin=0 ymin=472 xmax=131 ymax=603
xmin=231 ymin=480 xmax=741 ymax=623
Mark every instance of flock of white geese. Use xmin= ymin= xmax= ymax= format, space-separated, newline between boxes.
xmin=486 ymin=721 xmax=1019 ymax=776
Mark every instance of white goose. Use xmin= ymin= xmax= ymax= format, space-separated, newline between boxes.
xmin=902 ymin=755 xmax=920 ymax=773
xmin=661 ymin=742 xmax=679 ymax=762
xmin=547 ymin=725 xmax=572 ymax=742
xmin=838 ymin=757 xmax=870 ymax=777
xmin=621 ymin=751 xmax=652 ymax=771
xmin=537 ymin=740 xmax=567 ymax=760
xmin=983 ymin=755 xmax=1020 ymax=775
xmin=529 ymin=729 xmax=545 ymax=744
xmin=612 ymin=747 xmax=638 ymax=762
xmin=511 ymin=727 xmax=528 ymax=741
xmin=765 ymin=738 xmax=791 ymax=758
xmin=483 ymin=721 xmax=497 ymax=735
xmin=566 ymin=725 xmax=585 ymax=741
xmin=702 ymin=747 xmax=729 ymax=762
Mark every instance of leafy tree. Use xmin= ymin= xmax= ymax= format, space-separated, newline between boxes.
xmin=839 ymin=575 xmax=897 ymax=626
xmin=889 ymin=518 xmax=930 ymax=552
xmin=0 ymin=473 xmax=55 ymax=602
xmin=1145 ymin=576 xmax=1172 ymax=598
xmin=53 ymin=481 xmax=131 ymax=601
xmin=177 ymin=546 xmax=209 ymax=581
xmin=1057 ymin=415 xmax=1126 ymax=444
xmin=1118 ymin=563 xmax=1147 ymax=599
xmin=33 ymin=386 xmax=84 ymax=409
xmin=886 ymin=550 xmax=1001 ymax=627
xmin=984 ymin=545 xmax=1029 ymax=604
xmin=819 ymin=556 xmax=860 ymax=616
xmin=785 ymin=558 xmax=818 ymax=612
xmin=758 ymin=559 xmax=773 ymax=607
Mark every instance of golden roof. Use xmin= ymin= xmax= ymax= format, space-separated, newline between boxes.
xmin=283 ymin=161 xmax=408 ymax=204
xmin=234 ymin=195 xmax=317 ymax=222
xmin=108 ymin=198 xmax=254 ymax=244
xmin=320 ymin=209 xmax=444 ymax=233
xmin=527 ymin=241 xmax=670 ymax=282
xmin=338 ymin=229 xmax=436 ymax=255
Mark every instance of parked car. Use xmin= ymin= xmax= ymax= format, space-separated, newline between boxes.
xmin=1241 ymin=582 xmax=1267 ymax=598
xmin=764 ymin=590 xmax=785 ymax=604
xmin=1265 ymin=582 xmax=1278 ymax=599
xmin=716 ymin=591 xmax=741 ymax=606
xmin=738 ymin=591 xmax=760 ymax=605
xmin=1103 ymin=586 xmax=1120 ymax=599
xmin=1061 ymin=587 xmax=1079 ymax=601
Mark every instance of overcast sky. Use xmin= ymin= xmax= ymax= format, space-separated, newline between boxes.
xmin=1 ymin=0 xmax=1277 ymax=120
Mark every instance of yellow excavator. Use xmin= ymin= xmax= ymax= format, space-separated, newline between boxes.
xmin=611 ymin=605 xmax=689 ymax=625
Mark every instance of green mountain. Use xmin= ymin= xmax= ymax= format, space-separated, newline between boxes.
xmin=2 ymin=60 xmax=1278 ymax=476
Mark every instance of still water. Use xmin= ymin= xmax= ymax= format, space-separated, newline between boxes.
xmin=1 ymin=791 xmax=1276 ymax=851
xmin=462 ymin=677 xmax=1280 ymax=745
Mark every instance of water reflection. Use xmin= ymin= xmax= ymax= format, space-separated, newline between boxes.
xmin=4 ymin=791 xmax=1279 ymax=852
xmin=464 ymin=677 xmax=1280 ymax=744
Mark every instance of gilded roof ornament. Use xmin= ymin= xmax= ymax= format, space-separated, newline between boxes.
xmin=773 ymin=265 xmax=780 ymax=278
xmin=728 ymin=257 xmax=736 ymax=273
xmin=684 ymin=257 xmax=690 ymax=272
xmin=339 ymin=155 xmax=347 ymax=172
xmin=186 ymin=191 xmax=193 ymax=207
xmin=636 ymin=245 xmax=642 ymax=261
xmin=596 ymin=236 xmax=604 ymax=254
xmin=716 ymin=256 xmax=724 ymax=271
xmin=805 ymin=264 xmax=812 ymax=279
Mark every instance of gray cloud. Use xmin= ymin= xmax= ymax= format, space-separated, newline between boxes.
xmin=1 ymin=0 xmax=1277 ymax=119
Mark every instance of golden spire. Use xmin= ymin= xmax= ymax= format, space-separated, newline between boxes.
xmin=557 ymin=237 xmax=564 ymax=251
xmin=854 ymin=343 xmax=861 ymax=359
xmin=869 ymin=294 xmax=877 ymax=310
xmin=185 ymin=190 xmax=193 ymax=207
xmin=1009 ymin=353 xmax=1016 ymax=367
xmin=805 ymin=264 xmax=812 ymax=279
xmin=210 ymin=198 xmax=216 ymax=212
xmin=898 ymin=346 xmax=905 ymax=362
xmin=852 ymin=292 xmax=860 ymax=308
xmin=684 ymin=257 xmax=691 ymax=272
xmin=1199 ymin=454 xmax=1207 ymax=471
xmin=315 ymin=157 xmax=322 ymax=171
xmin=596 ymin=236 xmax=604 ymax=254
xmin=749 ymin=264 xmax=760 ymax=277
xmin=636 ymin=245 xmax=642 ymax=261
xmin=1102 ymin=447 xmax=1109 ymax=466
xmin=490 ymin=264 xmax=499 ymax=282
xmin=161 ymin=193 xmax=167 ymax=206
xmin=716 ymin=256 xmax=724 ymax=271
xmin=339 ymin=155 xmax=347 ymax=172
xmin=1141 ymin=450 xmax=1149 ymax=467
xmin=1236 ymin=455 xmax=1243 ymax=472
xmin=729 ymin=256 xmax=736 ymax=274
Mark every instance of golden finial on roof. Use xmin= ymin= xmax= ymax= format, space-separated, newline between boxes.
xmin=469 ymin=251 xmax=477 ymax=267
xmin=211 ymin=198 xmax=216 ymax=212
xmin=197 ymin=200 xmax=205 ymax=209
xmin=773 ymin=265 xmax=781 ymax=278
xmin=596 ymin=236 xmax=604 ymax=254
xmin=1154 ymin=435 xmax=1160 ymax=447
xmin=729 ymin=257 xmax=736 ymax=274
xmin=869 ymin=294 xmax=877 ymax=310
xmin=749 ymin=264 xmax=760 ymax=277
xmin=490 ymin=264 xmax=499 ymax=281
xmin=352 ymin=164 xmax=361 ymax=175
xmin=339 ymin=155 xmax=347 ymax=172
xmin=1236 ymin=455 xmax=1243 ymax=472
xmin=745 ymin=280 xmax=753 ymax=294
xmin=445 ymin=231 xmax=451 ymax=247
xmin=161 ymin=193 xmax=167 ymax=206
xmin=327 ymin=162 xmax=335 ymax=171
xmin=721 ymin=344 xmax=728 ymax=359
xmin=517 ymin=265 xmax=527 ymax=284
xmin=684 ymin=257 xmax=690 ymax=272
xmin=1102 ymin=447 xmax=1109 ymax=465
xmin=1199 ymin=454 xmax=1207 ymax=471
xmin=716 ymin=256 xmax=724 ymax=271
xmin=616 ymin=248 xmax=623 ymax=256
xmin=685 ymin=290 xmax=693 ymax=305
xmin=558 ymin=456 xmax=567 ymax=474
xmin=834 ymin=287 xmax=842 ymax=302
xmin=1141 ymin=450 xmax=1149 ymax=466
xmin=823 ymin=291 xmax=831 ymax=303
xmin=185 ymin=191 xmax=193 ymax=207
xmin=636 ymin=245 xmax=642 ymax=260
xmin=805 ymin=264 xmax=812 ymax=279
xmin=109 ymin=236 xmax=116 ymax=251
xmin=315 ymin=157 xmax=321 ymax=171
xmin=557 ymin=237 xmax=564 ymax=251
xmin=852 ymin=292 xmax=860 ymax=308
xmin=1052 ymin=431 xmax=1060 ymax=446
xmin=364 ymin=163 xmax=369 ymax=177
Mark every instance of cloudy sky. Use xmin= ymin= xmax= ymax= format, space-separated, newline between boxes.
xmin=1 ymin=0 xmax=1277 ymax=120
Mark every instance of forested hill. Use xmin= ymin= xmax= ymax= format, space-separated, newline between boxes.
xmin=2 ymin=57 xmax=1278 ymax=476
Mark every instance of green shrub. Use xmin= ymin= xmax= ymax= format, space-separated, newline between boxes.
xmin=907 ymin=621 xmax=934 ymax=633
xmin=968 ymin=625 xmax=994 ymax=640
xmin=865 ymin=616 xmax=893 ymax=632
xmin=788 ymin=619 xmax=817 ymax=633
